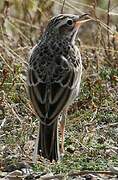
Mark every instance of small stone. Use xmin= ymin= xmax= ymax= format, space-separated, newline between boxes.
xmin=0 ymin=171 xmax=7 ymax=178
xmin=40 ymin=173 xmax=53 ymax=179
xmin=5 ymin=170 xmax=23 ymax=180
xmin=83 ymin=174 xmax=97 ymax=180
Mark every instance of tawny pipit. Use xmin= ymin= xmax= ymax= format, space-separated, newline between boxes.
xmin=27 ymin=14 xmax=90 ymax=162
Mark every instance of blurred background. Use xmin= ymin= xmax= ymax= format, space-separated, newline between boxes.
xmin=0 ymin=0 xmax=118 ymax=44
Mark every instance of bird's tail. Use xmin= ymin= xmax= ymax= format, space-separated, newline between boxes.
xmin=37 ymin=120 xmax=59 ymax=162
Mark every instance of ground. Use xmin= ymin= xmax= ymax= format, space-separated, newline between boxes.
xmin=0 ymin=47 xmax=118 ymax=179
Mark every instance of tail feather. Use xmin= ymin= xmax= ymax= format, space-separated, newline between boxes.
xmin=37 ymin=120 xmax=59 ymax=162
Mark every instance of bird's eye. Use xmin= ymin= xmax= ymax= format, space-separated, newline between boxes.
xmin=66 ymin=19 xmax=73 ymax=26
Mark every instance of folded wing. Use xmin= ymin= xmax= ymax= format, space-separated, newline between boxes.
xmin=27 ymin=46 xmax=80 ymax=125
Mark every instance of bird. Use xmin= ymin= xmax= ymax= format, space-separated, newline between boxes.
xmin=27 ymin=14 xmax=91 ymax=162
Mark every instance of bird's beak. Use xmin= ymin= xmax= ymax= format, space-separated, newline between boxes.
xmin=75 ymin=14 xmax=91 ymax=28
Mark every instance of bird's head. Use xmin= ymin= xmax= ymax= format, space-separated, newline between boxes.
xmin=43 ymin=14 xmax=91 ymax=44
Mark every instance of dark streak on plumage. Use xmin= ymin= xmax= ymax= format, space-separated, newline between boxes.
xmin=27 ymin=14 xmax=83 ymax=162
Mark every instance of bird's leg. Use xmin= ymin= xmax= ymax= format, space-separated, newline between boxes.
xmin=33 ymin=121 xmax=40 ymax=163
xmin=60 ymin=109 xmax=67 ymax=154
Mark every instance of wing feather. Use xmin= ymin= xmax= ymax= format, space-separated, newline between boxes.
xmin=27 ymin=45 xmax=81 ymax=125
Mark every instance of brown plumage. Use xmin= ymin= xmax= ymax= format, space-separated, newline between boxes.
xmin=27 ymin=14 xmax=90 ymax=162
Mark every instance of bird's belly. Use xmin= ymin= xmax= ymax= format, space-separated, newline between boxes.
xmin=65 ymin=67 xmax=82 ymax=108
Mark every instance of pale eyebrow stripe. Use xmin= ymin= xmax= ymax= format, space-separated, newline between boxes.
xmin=50 ymin=14 xmax=75 ymax=27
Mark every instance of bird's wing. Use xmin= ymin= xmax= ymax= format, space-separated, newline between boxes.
xmin=27 ymin=46 xmax=81 ymax=125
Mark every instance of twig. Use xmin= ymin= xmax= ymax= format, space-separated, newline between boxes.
xmin=0 ymin=13 xmax=39 ymax=29
xmin=7 ymin=102 xmax=22 ymax=123
xmin=53 ymin=0 xmax=83 ymax=14
xmin=0 ymin=43 xmax=28 ymax=66
xmin=68 ymin=170 xmax=118 ymax=176
xmin=0 ymin=55 xmax=13 ymax=72
xmin=0 ymin=11 xmax=31 ymax=43
xmin=100 ymin=31 xmax=112 ymax=66
xmin=92 ymin=0 xmax=97 ymax=19
xmin=81 ymin=44 xmax=118 ymax=53
xmin=107 ymin=0 xmax=111 ymax=51
xmin=40 ymin=174 xmax=65 ymax=180
xmin=90 ymin=108 xmax=98 ymax=122
xmin=56 ymin=0 xmax=112 ymax=14
xmin=0 ymin=55 xmax=26 ymax=87
xmin=110 ymin=3 xmax=118 ymax=11
xmin=109 ymin=165 xmax=118 ymax=175
xmin=1 ymin=83 xmax=24 ymax=85
xmin=96 ymin=122 xmax=118 ymax=130
xmin=0 ymin=118 xmax=6 ymax=129
xmin=61 ymin=0 xmax=66 ymax=14
xmin=7 ymin=18 xmax=30 ymax=43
